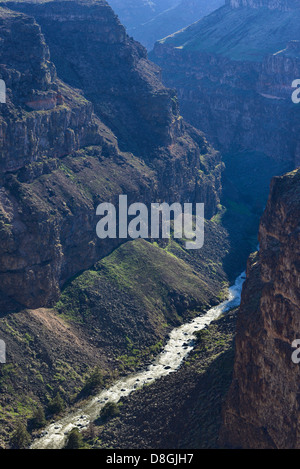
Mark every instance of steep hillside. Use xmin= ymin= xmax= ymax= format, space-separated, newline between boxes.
xmin=108 ymin=0 xmax=178 ymax=30
xmin=220 ymin=169 xmax=300 ymax=449
xmin=157 ymin=4 xmax=300 ymax=60
xmin=0 ymin=1 xmax=223 ymax=312
xmin=0 ymin=232 xmax=230 ymax=447
xmin=0 ymin=1 xmax=228 ymax=447
xmin=109 ymin=0 xmax=224 ymax=51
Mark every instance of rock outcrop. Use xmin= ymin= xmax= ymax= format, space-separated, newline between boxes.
xmin=220 ymin=169 xmax=300 ymax=449
xmin=5 ymin=0 xmax=182 ymax=155
xmin=0 ymin=8 xmax=102 ymax=173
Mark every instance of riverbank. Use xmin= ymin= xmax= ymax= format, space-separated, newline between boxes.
xmin=30 ymin=273 xmax=245 ymax=449
xmin=88 ymin=309 xmax=238 ymax=449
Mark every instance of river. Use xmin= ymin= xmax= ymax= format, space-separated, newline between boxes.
xmin=31 ymin=271 xmax=246 ymax=449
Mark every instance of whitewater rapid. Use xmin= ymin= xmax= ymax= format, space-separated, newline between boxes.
xmin=31 ymin=271 xmax=246 ymax=449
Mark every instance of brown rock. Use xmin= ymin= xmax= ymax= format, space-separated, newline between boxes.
xmin=220 ymin=169 xmax=300 ymax=449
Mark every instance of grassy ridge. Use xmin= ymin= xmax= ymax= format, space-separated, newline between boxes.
xmin=56 ymin=237 xmax=227 ymax=354
xmin=0 ymin=229 xmax=229 ymax=447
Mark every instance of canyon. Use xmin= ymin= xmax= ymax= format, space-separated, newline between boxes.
xmin=0 ymin=1 xmax=223 ymax=312
xmin=0 ymin=0 xmax=228 ymax=448
xmin=108 ymin=0 xmax=224 ymax=51
xmin=0 ymin=0 xmax=299 ymax=451
xmin=150 ymin=0 xmax=300 ymax=277
xmin=151 ymin=1 xmax=300 ymax=168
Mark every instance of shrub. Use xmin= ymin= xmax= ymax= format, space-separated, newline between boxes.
xmin=80 ymin=367 xmax=104 ymax=396
xmin=29 ymin=406 xmax=46 ymax=430
xmin=47 ymin=392 xmax=65 ymax=416
xmin=10 ymin=423 xmax=31 ymax=449
xmin=99 ymin=402 xmax=120 ymax=422
xmin=64 ymin=428 xmax=84 ymax=449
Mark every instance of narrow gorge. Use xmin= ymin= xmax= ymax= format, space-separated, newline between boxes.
xmin=0 ymin=0 xmax=299 ymax=452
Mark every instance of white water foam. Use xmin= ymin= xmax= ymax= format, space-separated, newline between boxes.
xmin=31 ymin=271 xmax=246 ymax=449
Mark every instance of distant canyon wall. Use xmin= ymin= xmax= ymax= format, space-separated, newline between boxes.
xmin=153 ymin=43 xmax=300 ymax=169
xmin=227 ymin=0 xmax=300 ymax=10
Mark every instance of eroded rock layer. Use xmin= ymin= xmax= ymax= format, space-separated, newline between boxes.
xmin=220 ymin=169 xmax=300 ymax=449
xmin=0 ymin=1 xmax=222 ymax=311
xmin=151 ymin=1 xmax=300 ymax=167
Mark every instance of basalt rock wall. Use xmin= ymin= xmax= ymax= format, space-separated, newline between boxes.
xmin=220 ymin=169 xmax=300 ymax=448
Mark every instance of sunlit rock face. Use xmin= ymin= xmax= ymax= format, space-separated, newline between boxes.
xmin=0 ymin=7 xmax=102 ymax=174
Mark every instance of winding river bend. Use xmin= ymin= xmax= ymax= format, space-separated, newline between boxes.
xmin=31 ymin=271 xmax=246 ymax=449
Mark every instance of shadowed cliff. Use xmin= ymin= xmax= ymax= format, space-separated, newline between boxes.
xmin=220 ymin=169 xmax=300 ymax=449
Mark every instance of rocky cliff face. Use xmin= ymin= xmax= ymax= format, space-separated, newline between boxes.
xmin=220 ymin=169 xmax=300 ymax=449
xmin=0 ymin=1 xmax=222 ymax=312
xmin=6 ymin=0 xmax=183 ymax=155
xmin=0 ymin=8 xmax=102 ymax=173
xmin=151 ymin=4 xmax=300 ymax=168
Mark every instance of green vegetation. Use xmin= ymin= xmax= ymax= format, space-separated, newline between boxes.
xmin=64 ymin=428 xmax=84 ymax=450
xmin=94 ymin=239 xmax=207 ymax=310
xmin=56 ymin=239 xmax=214 ymax=354
xmin=28 ymin=407 xmax=46 ymax=430
xmin=47 ymin=393 xmax=65 ymax=416
xmin=10 ymin=423 xmax=31 ymax=449
xmin=117 ymin=340 xmax=163 ymax=372
xmin=79 ymin=367 xmax=104 ymax=397
xmin=211 ymin=204 xmax=226 ymax=225
xmin=99 ymin=402 xmax=120 ymax=422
